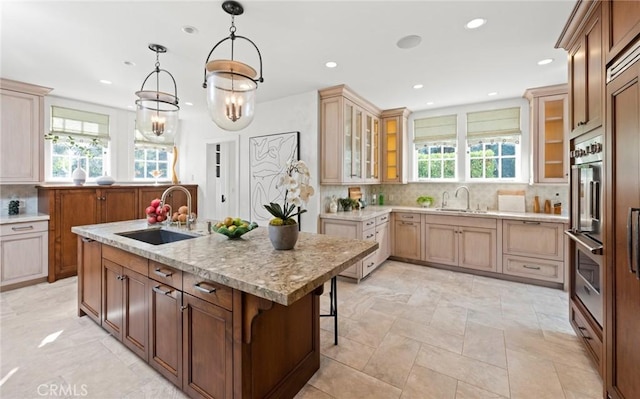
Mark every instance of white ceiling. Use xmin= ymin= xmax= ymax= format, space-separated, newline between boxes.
xmin=1 ymin=1 xmax=576 ymax=120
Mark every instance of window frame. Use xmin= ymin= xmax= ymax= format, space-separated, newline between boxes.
xmin=466 ymin=140 xmax=521 ymax=181
xmin=414 ymin=143 xmax=458 ymax=181
xmin=133 ymin=145 xmax=174 ymax=182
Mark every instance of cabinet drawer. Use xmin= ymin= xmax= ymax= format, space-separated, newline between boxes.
xmin=148 ymin=261 xmax=182 ymax=290
xmin=363 ymin=218 xmax=376 ymax=229
xmin=503 ymin=220 xmax=564 ymax=260
xmin=362 ymin=252 xmax=378 ymax=278
xmin=183 ymin=273 xmax=232 ymax=311
xmin=376 ymin=214 xmax=390 ymax=225
xmin=424 ymin=214 xmax=496 ymax=229
xmin=102 ymin=245 xmax=148 ymax=276
xmin=363 ymin=226 xmax=376 ymax=241
xmin=1 ymin=220 xmax=48 ymax=235
xmin=502 ymin=255 xmax=563 ymax=283
xmin=394 ymin=212 xmax=420 ymax=221
xmin=571 ymin=302 xmax=602 ymax=370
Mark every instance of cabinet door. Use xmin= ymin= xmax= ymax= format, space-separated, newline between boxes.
xmin=382 ymin=115 xmax=400 ymax=182
xmin=424 ymin=224 xmax=458 ymax=266
xmin=343 ymin=99 xmax=363 ymax=183
xmin=122 ymin=267 xmax=149 ymax=361
xmin=375 ymin=222 xmax=390 ymax=265
xmin=56 ymin=189 xmax=98 ymax=281
xmin=364 ymin=113 xmax=380 ymax=183
xmin=321 ymin=219 xmax=362 ymax=279
xmin=503 ymin=220 xmax=564 ymax=261
xmin=319 ymin=96 xmax=344 ymax=184
xmin=138 ymin=187 xmax=166 ymax=218
xmin=393 ymin=220 xmax=422 ymax=261
xmin=458 ymin=227 xmax=496 ymax=272
xmin=607 ymin=59 xmax=640 ymax=399
xmin=569 ymin=7 xmax=602 ymax=136
xmin=78 ymin=237 xmax=101 ymax=324
xmin=100 ymin=188 xmax=138 ymax=223
xmin=102 ymin=259 xmax=124 ymax=340
xmin=182 ymin=293 xmax=233 ymax=399
xmin=0 ymin=228 xmax=48 ymax=287
xmin=538 ymin=94 xmax=569 ymax=182
xmin=603 ymin=0 xmax=640 ymax=63
xmin=149 ymin=282 xmax=182 ymax=387
xmin=0 ymin=89 xmax=41 ymax=183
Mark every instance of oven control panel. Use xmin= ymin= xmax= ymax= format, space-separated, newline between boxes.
xmin=570 ymin=136 xmax=603 ymax=163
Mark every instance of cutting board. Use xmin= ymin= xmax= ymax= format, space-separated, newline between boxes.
xmin=497 ymin=190 xmax=525 ymax=212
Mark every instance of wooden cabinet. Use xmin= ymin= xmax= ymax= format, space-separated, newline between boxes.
xmin=319 ymin=85 xmax=381 ymax=185
xmin=424 ymin=214 xmax=497 ymax=272
xmin=605 ymin=49 xmax=640 ymax=399
xmin=101 ymin=245 xmax=149 ymax=361
xmin=39 ymin=184 xmax=197 ymax=282
xmin=381 ymin=108 xmax=411 ymax=184
xmin=502 ymin=219 xmax=565 ymax=283
xmin=0 ymin=79 xmax=51 ymax=183
xmin=524 ymin=85 xmax=569 ymax=183
xmin=603 ymin=0 xmax=640 ymax=64
xmin=77 ymin=236 xmax=101 ymax=324
xmin=392 ymin=212 xmax=422 ymax=261
xmin=0 ymin=220 xmax=48 ymax=290
xmin=320 ymin=213 xmax=390 ymax=281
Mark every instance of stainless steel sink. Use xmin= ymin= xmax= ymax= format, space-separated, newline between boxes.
xmin=116 ymin=228 xmax=200 ymax=245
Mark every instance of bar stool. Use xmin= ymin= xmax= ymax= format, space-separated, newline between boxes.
xmin=319 ymin=276 xmax=338 ymax=345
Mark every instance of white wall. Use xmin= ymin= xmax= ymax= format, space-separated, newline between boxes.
xmin=179 ymin=90 xmax=320 ymax=233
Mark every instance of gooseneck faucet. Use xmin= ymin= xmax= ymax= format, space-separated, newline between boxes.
xmin=160 ymin=185 xmax=194 ymax=230
xmin=442 ymin=191 xmax=450 ymax=208
xmin=455 ymin=186 xmax=471 ymax=211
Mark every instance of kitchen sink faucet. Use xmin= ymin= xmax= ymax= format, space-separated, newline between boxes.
xmin=455 ymin=186 xmax=471 ymax=211
xmin=442 ymin=191 xmax=450 ymax=208
xmin=160 ymin=185 xmax=194 ymax=230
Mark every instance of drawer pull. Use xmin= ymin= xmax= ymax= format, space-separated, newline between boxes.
xmin=366 ymin=262 xmax=375 ymax=268
xmin=365 ymin=233 xmax=375 ymax=239
xmin=194 ymin=283 xmax=216 ymax=294
xmin=366 ymin=221 xmax=375 ymax=226
xmin=380 ymin=216 xmax=388 ymax=221
xmin=401 ymin=215 xmax=414 ymax=219
xmin=153 ymin=285 xmax=173 ymax=295
xmin=81 ymin=237 xmax=94 ymax=243
xmin=523 ymin=221 xmax=541 ymax=225
xmin=523 ymin=265 xmax=541 ymax=270
xmin=11 ymin=225 xmax=34 ymax=231
xmin=154 ymin=268 xmax=173 ymax=278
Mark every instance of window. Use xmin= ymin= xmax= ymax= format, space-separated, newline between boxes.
xmin=47 ymin=106 xmax=110 ymax=180
xmin=466 ymin=107 xmax=521 ymax=181
xmin=133 ymin=127 xmax=173 ymax=181
xmin=413 ymin=114 xmax=457 ymax=180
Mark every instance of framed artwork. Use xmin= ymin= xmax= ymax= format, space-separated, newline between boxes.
xmin=249 ymin=131 xmax=300 ymax=224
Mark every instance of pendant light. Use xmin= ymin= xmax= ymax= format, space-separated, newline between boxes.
xmin=136 ymin=44 xmax=179 ymax=143
xmin=203 ymin=0 xmax=264 ymax=131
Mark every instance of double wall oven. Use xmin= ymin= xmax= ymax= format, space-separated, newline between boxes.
xmin=566 ymin=134 xmax=604 ymax=327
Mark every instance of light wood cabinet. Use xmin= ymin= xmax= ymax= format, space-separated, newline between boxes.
xmin=77 ymin=236 xmax=101 ymax=324
xmin=381 ymin=108 xmax=411 ymax=184
xmin=0 ymin=220 xmax=48 ymax=290
xmin=0 ymin=79 xmax=51 ymax=183
xmin=524 ymin=85 xmax=569 ymax=183
xmin=602 ymin=0 xmax=640 ymax=64
xmin=319 ymin=85 xmax=381 ymax=185
xmin=392 ymin=212 xmax=422 ymax=261
xmin=424 ymin=214 xmax=497 ymax=272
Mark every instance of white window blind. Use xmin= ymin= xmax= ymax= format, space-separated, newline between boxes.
xmin=134 ymin=128 xmax=175 ymax=150
xmin=466 ymin=107 xmax=521 ymax=145
xmin=414 ymin=114 xmax=457 ymax=145
xmin=50 ymin=106 xmax=110 ymax=144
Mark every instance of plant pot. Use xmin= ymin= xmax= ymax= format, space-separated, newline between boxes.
xmin=268 ymin=223 xmax=299 ymax=250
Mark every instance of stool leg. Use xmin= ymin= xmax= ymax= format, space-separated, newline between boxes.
xmin=332 ymin=277 xmax=338 ymax=345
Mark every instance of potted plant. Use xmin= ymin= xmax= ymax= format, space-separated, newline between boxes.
xmin=416 ymin=195 xmax=434 ymax=208
xmin=339 ymin=197 xmax=357 ymax=211
xmin=263 ymin=159 xmax=314 ymax=250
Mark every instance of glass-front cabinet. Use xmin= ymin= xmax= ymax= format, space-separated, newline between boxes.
xmin=364 ymin=113 xmax=380 ymax=183
xmin=381 ymin=108 xmax=411 ymax=184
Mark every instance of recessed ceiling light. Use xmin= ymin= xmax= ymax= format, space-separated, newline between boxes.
xmin=127 ymin=105 xmax=134 ymax=109
xmin=413 ymin=84 xmax=424 ymax=89
xmin=99 ymin=79 xmax=112 ymax=85
xmin=396 ymin=35 xmax=422 ymax=49
xmin=465 ymin=18 xmax=486 ymax=29
xmin=124 ymin=61 xmax=136 ymax=67
xmin=325 ymin=61 xmax=337 ymax=68
xmin=537 ymin=58 xmax=554 ymax=65
xmin=488 ymin=91 xmax=498 ymax=96
xmin=182 ymin=25 xmax=198 ymax=34
xmin=184 ymin=102 xmax=194 ymax=106
xmin=426 ymin=101 xmax=435 ymax=106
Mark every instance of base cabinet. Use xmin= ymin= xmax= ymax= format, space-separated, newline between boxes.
xmin=392 ymin=213 xmax=422 ymax=260
xmin=0 ymin=220 xmax=48 ymax=290
xmin=77 ymin=237 xmax=101 ymax=323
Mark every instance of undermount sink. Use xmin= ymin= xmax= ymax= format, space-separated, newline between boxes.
xmin=116 ymin=228 xmax=201 ymax=245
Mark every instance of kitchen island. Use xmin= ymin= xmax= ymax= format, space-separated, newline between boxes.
xmin=72 ymin=219 xmax=377 ymax=399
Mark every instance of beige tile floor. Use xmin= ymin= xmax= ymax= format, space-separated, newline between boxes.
xmin=0 ymin=260 xmax=603 ymax=398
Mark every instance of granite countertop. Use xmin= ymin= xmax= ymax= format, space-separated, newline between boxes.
xmin=72 ymin=220 xmax=377 ymax=306
xmin=320 ymin=205 xmax=569 ymax=223
xmin=0 ymin=213 xmax=50 ymax=225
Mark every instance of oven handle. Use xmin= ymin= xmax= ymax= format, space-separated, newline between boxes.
xmin=564 ymin=230 xmax=603 ymax=254
xmin=589 ymin=181 xmax=595 ymax=219
xmin=593 ymin=181 xmax=600 ymax=221
xmin=629 ymin=208 xmax=640 ymax=277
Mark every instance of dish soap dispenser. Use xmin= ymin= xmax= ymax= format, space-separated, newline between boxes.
xmin=553 ymin=193 xmax=562 ymax=215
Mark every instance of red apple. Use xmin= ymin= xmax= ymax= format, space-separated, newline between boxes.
xmin=147 ymin=216 xmax=157 ymax=224
xmin=145 ymin=206 xmax=156 ymax=215
xmin=163 ymin=204 xmax=170 ymax=213
xmin=156 ymin=214 xmax=166 ymax=222
xmin=150 ymin=198 xmax=161 ymax=208
xmin=156 ymin=206 xmax=165 ymax=216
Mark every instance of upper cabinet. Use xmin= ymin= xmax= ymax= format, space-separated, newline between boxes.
xmin=524 ymin=84 xmax=569 ymax=183
xmin=381 ymin=108 xmax=411 ymax=184
xmin=0 ymin=79 xmax=52 ymax=183
xmin=602 ymin=0 xmax=640 ymax=64
xmin=319 ymin=85 xmax=381 ymax=185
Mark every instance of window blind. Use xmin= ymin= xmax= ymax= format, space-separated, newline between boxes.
xmin=134 ymin=128 xmax=174 ymax=150
xmin=414 ymin=114 xmax=457 ymax=145
xmin=50 ymin=106 xmax=110 ymax=143
xmin=466 ymin=107 xmax=521 ymax=145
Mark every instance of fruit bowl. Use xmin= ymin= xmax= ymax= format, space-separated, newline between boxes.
xmin=211 ymin=219 xmax=259 ymax=239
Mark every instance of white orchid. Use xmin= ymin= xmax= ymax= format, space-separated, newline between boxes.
xmin=265 ymin=159 xmax=315 ymax=225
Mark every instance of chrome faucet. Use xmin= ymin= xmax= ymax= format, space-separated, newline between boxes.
xmin=455 ymin=186 xmax=471 ymax=211
xmin=442 ymin=191 xmax=450 ymax=208
xmin=160 ymin=185 xmax=194 ymax=230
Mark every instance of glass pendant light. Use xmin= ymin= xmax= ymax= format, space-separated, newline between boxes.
xmin=136 ymin=44 xmax=179 ymax=143
xmin=203 ymin=1 xmax=264 ymax=131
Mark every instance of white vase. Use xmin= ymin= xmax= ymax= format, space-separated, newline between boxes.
xmin=72 ymin=166 xmax=86 ymax=185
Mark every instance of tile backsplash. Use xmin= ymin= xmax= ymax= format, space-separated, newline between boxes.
xmin=320 ymin=182 xmax=569 ymax=215
xmin=0 ymin=185 xmax=39 ymax=215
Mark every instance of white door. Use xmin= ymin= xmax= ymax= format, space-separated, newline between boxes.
xmin=206 ymin=140 xmax=237 ymax=221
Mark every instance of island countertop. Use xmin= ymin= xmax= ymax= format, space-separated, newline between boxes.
xmin=72 ymin=219 xmax=377 ymax=306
